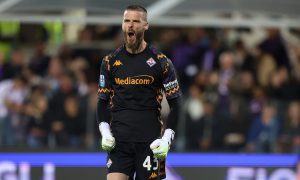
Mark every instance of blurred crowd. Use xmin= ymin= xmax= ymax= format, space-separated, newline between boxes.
xmin=0 ymin=24 xmax=300 ymax=153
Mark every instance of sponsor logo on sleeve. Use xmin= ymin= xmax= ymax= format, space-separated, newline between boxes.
xmin=163 ymin=79 xmax=178 ymax=91
xmin=100 ymin=75 xmax=105 ymax=87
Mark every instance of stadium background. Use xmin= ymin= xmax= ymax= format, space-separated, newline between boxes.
xmin=0 ymin=0 xmax=299 ymax=179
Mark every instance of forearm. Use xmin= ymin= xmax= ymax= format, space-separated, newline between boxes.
xmin=165 ymin=97 xmax=181 ymax=131
xmin=97 ymin=97 xmax=115 ymax=151
xmin=151 ymin=97 xmax=181 ymax=159
xmin=96 ymin=98 xmax=111 ymax=125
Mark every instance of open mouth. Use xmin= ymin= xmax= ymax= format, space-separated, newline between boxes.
xmin=128 ymin=31 xmax=135 ymax=38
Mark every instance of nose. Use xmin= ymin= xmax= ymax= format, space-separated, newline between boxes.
xmin=128 ymin=21 xmax=133 ymax=28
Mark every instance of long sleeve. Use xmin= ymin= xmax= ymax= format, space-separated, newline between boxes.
xmin=96 ymin=98 xmax=111 ymax=124
xmin=165 ymin=97 xmax=181 ymax=131
xmin=97 ymin=55 xmax=113 ymax=124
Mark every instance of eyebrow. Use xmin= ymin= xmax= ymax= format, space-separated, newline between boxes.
xmin=123 ymin=18 xmax=142 ymax=23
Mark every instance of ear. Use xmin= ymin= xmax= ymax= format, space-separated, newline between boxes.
xmin=144 ymin=22 xmax=149 ymax=31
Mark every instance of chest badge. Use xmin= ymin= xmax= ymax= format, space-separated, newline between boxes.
xmin=146 ymin=58 xmax=156 ymax=67
xmin=113 ymin=60 xmax=123 ymax=67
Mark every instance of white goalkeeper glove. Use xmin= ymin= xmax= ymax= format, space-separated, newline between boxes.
xmin=150 ymin=129 xmax=175 ymax=159
xmin=99 ymin=122 xmax=115 ymax=151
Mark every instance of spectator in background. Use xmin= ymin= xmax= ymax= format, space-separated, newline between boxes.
xmin=48 ymin=70 xmax=77 ymax=112
xmin=266 ymin=66 xmax=300 ymax=121
xmin=256 ymin=53 xmax=276 ymax=87
xmin=194 ymin=99 xmax=215 ymax=151
xmin=78 ymin=26 xmax=93 ymax=44
xmin=292 ymin=46 xmax=300 ymax=81
xmin=249 ymin=87 xmax=267 ymax=120
xmin=44 ymin=57 xmax=64 ymax=97
xmin=72 ymin=31 xmax=102 ymax=77
xmin=229 ymin=70 xmax=255 ymax=103
xmin=216 ymin=52 xmax=235 ymax=120
xmin=224 ymin=71 xmax=255 ymax=151
xmin=268 ymin=66 xmax=300 ymax=102
xmin=24 ymin=89 xmax=49 ymax=148
xmin=57 ymin=44 xmax=73 ymax=65
xmin=0 ymin=79 xmax=12 ymax=144
xmin=47 ymin=71 xmax=77 ymax=148
xmin=94 ymin=25 xmax=120 ymax=41
xmin=247 ymin=102 xmax=281 ymax=153
xmin=200 ymin=35 xmax=223 ymax=72
xmin=199 ymin=99 xmax=226 ymax=151
xmin=184 ymin=72 xmax=219 ymax=151
xmin=62 ymin=96 xmax=85 ymax=148
xmin=0 ymin=75 xmax=28 ymax=145
xmin=184 ymin=84 xmax=204 ymax=151
xmin=29 ymin=41 xmax=51 ymax=77
xmin=22 ymin=65 xmax=43 ymax=87
xmin=75 ymin=69 xmax=89 ymax=97
xmin=232 ymin=39 xmax=256 ymax=73
xmin=279 ymin=101 xmax=300 ymax=153
xmin=184 ymin=72 xmax=227 ymax=151
xmin=171 ymin=28 xmax=208 ymax=90
xmin=83 ymin=81 xmax=99 ymax=149
xmin=1 ymin=48 xmax=26 ymax=80
xmin=67 ymin=57 xmax=90 ymax=97
xmin=223 ymin=101 xmax=249 ymax=152
xmin=155 ymin=28 xmax=181 ymax=58
xmin=0 ymin=51 xmax=6 ymax=81
xmin=202 ymin=71 xmax=219 ymax=104
xmin=258 ymin=28 xmax=290 ymax=70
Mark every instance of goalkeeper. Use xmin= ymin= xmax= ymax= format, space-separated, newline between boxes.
xmin=97 ymin=4 xmax=182 ymax=180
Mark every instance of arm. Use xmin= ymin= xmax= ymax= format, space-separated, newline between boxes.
xmin=97 ymin=55 xmax=115 ymax=151
xmin=151 ymin=55 xmax=182 ymax=159
xmin=96 ymin=98 xmax=111 ymax=125
xmin=165 ymin=97 xmax=181 ymax=131
xmin=162 ymin=56 xmax=182 ymax=142
xmin=150 ymin=97 xmax=181 ymax=159
xmin=161 ymin=97 xmax=181 ymax=145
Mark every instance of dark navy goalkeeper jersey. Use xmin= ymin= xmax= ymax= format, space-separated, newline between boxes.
xmin=98 ymin=44 xmax=181 ymax=142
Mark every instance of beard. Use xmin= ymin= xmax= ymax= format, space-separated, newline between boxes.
xmin=123 ymin=31 xmax=144 ymax=53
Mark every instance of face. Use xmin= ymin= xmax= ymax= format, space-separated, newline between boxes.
xmin=220 ymin=53 xmax=234 ymax=70
xmin=122 ymin=10 xmax=149 ymax=49
xmin=288 ymin=102 xmax=300 ymax=120
xmin=262 ymin=105 xmax=275 ymax=124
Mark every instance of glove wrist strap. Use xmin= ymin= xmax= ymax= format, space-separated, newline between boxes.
xmin=99 ymin=122 xmax=112 ymax=137
xmin=162 ymin=129 xmax=175 ymax=145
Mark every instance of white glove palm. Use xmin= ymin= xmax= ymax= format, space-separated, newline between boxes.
xmin=99 ymin=122 xmax=115 ymax=151
xmin=150 ymin=129 xmax=175 ymax=159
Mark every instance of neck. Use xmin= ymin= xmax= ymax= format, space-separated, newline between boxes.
xmin=126 ymin=40 xmax=147 ymax=54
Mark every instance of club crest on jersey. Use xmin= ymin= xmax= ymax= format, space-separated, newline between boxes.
xmin=146 ymin=58 xmax=156 ymax=67
xmin=107 ymin=158 xmax=112 ymax=168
